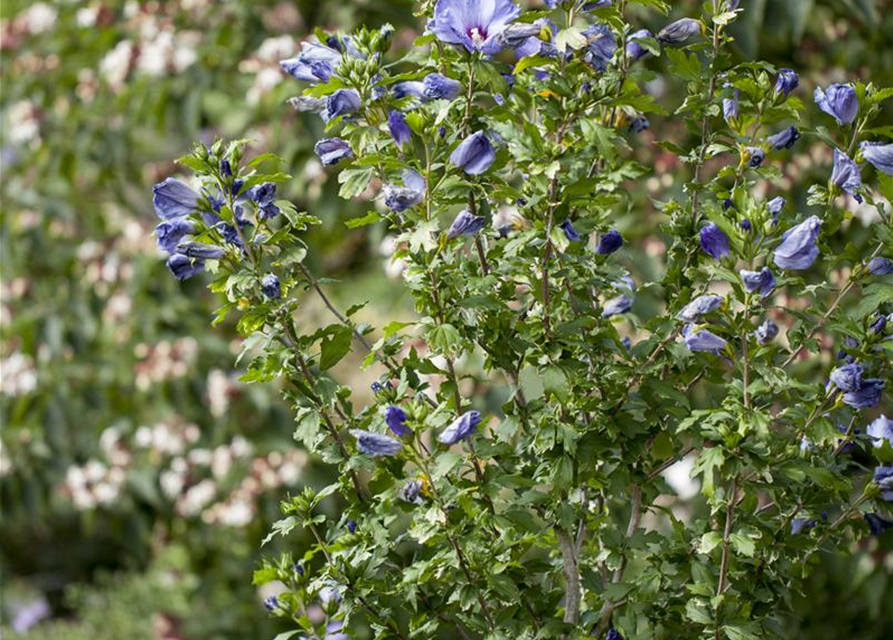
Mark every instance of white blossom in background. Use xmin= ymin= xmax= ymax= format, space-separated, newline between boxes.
xmin=21 ymin=3 xmax=57 ymax=34
xmin=0 ymin=352 xmax=38 ymax=396
xmin=179 ymin=478 xmax=217 ymax=516
xmin=6 ymin=101 xmax=41 ymax=146
xmin=99 ymin=40 xmax=134 ymax=91
xmin=242 ymin=35 xmax=296 ymax=104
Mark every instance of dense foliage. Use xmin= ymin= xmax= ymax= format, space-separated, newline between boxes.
xmin=153 ymin=0 xmax=893 ymax=639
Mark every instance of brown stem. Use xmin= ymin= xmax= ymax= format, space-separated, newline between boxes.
xmin=713 ymin=479 xmax=738 ymax=640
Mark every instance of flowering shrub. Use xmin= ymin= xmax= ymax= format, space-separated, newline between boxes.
xmin=155 ymin=0 xmax=893 ymax=638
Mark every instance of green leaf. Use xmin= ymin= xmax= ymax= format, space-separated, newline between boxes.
xmin=293 ymin=407 xmax=321 ymax=449
xmin=338 ymin=166 xmax=374 ymax=199
xmin=345 ymin=211 xmax=382 ymax=229
xmin=729 ymin=532 xmax=756 ymax=557
xmin=692 ymin=447 xmax=725 ymax=497
xmin=319 ymin=325 xmax=354 ymax=370
xmin=698 ymin=531 xmax=723 ymax=554
xmin=665 ymin=49 xmax=701 ymax=83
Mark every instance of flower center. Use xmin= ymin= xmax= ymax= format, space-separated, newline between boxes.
xmin=467 ymin=26 xmax=487 ymax=47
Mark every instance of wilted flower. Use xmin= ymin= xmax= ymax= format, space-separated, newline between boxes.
xmin=388 ymin=111 xmax=412 ymax=149
xmin=626 ymin=29 xmax=652 ymax=61
xmin=597 ymin=229 xmax=623 ymax=254
xmin=768 ymin=126 xmax=800 ymax=151
xmin=431 ymin=0 xmax=521 ymax=54
xmin=583 ymin=23 xmax=616 ymax=71
xmin=423 ymin=73 xmax=462 ymax=100
xmin=450 ymin=132 xmax=496 ymax=175
xmin=747 ymin=147 xmax=766 ymax=168
xmin=773 ymin=215 xmax=821 ymax=270
xmin=602 ymin=294 xmax=633 ymax=318
xmin=814 ymin=83 xmax=858 ymax=126
xmin=280 ymin=41 xmax=344 ymax=83
xmin=153 ymin=178 xmax=199 ymax=220
xmin=384 ymin=170 xmax=426 ymax=213
xmin=261 ymin=274 xmax=281 ymax=299
xmin=401 ymin=479 xmax=423 ymax=503
xmin=867 ymin=415 xmax=893 ymax=448
xmin=350 ymin=430 xmax=403 ymax=456
xmin=657 ymin=18 xmax=701 ymax=44
xmin=447 ymin=209 xmax=486 ymax=239
xmin=315 ymin=138 xmax=354 ymax=166
xmin=288 ymin=95 xmax=327 ymax=114
xmin=677 ymin=294 xmax=723 ymax=322
xmin=755 ymin=319 xmax=779 ymax=345
xmin=842 ymin=378 xmax=885 ymax=409
xmin=682 ymin=324 xmax=727 ymax=355
xmin=327 ymin=89 xmax=362 ymax=119
xmin=830 ymin=363 xmax=863 ymax=392
xmin=867 ymin=257 xmax=893 ymax=276
xmin=700 ymin=223 xmax=730 ymax=259
xmin=560 ymin=219 xmax=580 ymax=241
xmin=156 ymin=218 xmax=196 ymax=254
xmin=179 ymin=242 xmax=226 ymax=260
xmin=874 ymin=467 xmax=893 ymax=501
xmin=166 ymin=253 xmax=205 ymax=281
xmin=439 ymin=410 xmax=482 ymax=445
xmin=248 ymin=182 xmax=280 ymax=219
xmin=498 ymin=22 xmax=542 ymax=48
xmin=860 ymin=141 xmax=893 ymax=176
xmin=740 ymin=267 xmax=776 ymax=298
xmin=774 ymin=68 xmax=799 ymax=96
xmin=385 ymin=405 xmax=411 ymax=436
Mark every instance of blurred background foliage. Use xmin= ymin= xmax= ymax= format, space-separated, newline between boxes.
xmin=1 ymin=0 xmax=891 ymax=638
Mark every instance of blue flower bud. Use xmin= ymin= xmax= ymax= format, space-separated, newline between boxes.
xmin=830 ymin=149 xmax=863 ymax=203
xmin=153 ymin=177 xmax=199 ymax=220
xmin=865 ymin=513 xmax=893 ymax=535
xmin=830 ymin=363 xmax=863 ymax=392
xmin=280 ymin=42 xmax=342 ymax=83
xmin=401 ymin=479 xmax=423 ymax=503
xmin=874 ymin=467 xmax=893 ymax=501
xmin=346 ymin=519 xmax=357 ymax=534
xmin=179 ymin=242 xmax=225 ymax=260
xmin=739 ymin=218 xmax=752 ymax=232
xmin=740 ymin=267 xmax=776 ymax=298
xmin=867 ymin=415 xmax=893 ymax=448
xmin=773 ymin=215 xmax=821 ymax=270
xmin=657 ymin=18 xmax=701 ymax=44
xmin=842 ymin=378 xmax=885 ymax=409
xmin=560 ymin=219 xmax=581 ymax=241
xmin=747 ymin=147 xmax=766 ymax=168
xmin=220 ymin=159 xmax=233 ymax=177
xmin=249 ymin=182 xmax=276 ymax=205
xmin=815 ymin=83 xmax=859 ymax=126
xmin=871 ymin=311 xmax=887 ymax=335
xmin=388 ymin=111 xmax=412 ymax=150
xmin=385 ymin=405 xmax=411 ymax=436
xmin=774 ymin=68 xmax=799 ymax=96
xmin=628 ymin=115 xmax=650 ymax=133
xmin=606 ymin=630 xmax=624 ymax=640
xmin=723 ymin=91 xmax=740 ymax=122
xmin=439 ymin=410 xmax=481 ymax=445
xmin=677 ymin=294 xmax=723 ymax=322
xmin=597 ymin=229 xmax=624 ymax=254
xmin=392 ymin=81 xmax=426 ymax=99
xmin=327 ymin=89 xmax=362 ymax=119
xmin=755 ymin=319 xmax=779 ymax=345
xmin=700 ymin=223 xmax=730 ymax=259
xmin=447 ymin=209 xmax=486 ymax=239
xmin=767 ymin=196 xmax=786 ymax=222
xmin=315 ymin=137 xmax=354 ymax=166
xmin=602 ymin=294 xmax=633 ymax=318
xmin=860 ymin=141 xmax=893 ymax=176
xmin=350 ymin=429 xmax=403 ymax=456
xmin=423 ymin=73 xmax=462 ymax=100
xmin=682 ymin=324 xmax=727 ymax=354
xmin=768 ymin=126 xmax=800 ymax=151
xmin=263 ymin=596 xmax=279 ymax=611
xmin=294 ymin=563 xmax=305 ymax=576
xmin=261 ymin=274 xmax=281 ymax=299
xmin=450 ymin=132 xmax=496 ymax=175
xmin=867 ymin=257 xmax=893 ymax=276
xmin=625 ymin=29 xmax=652 ymax=61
